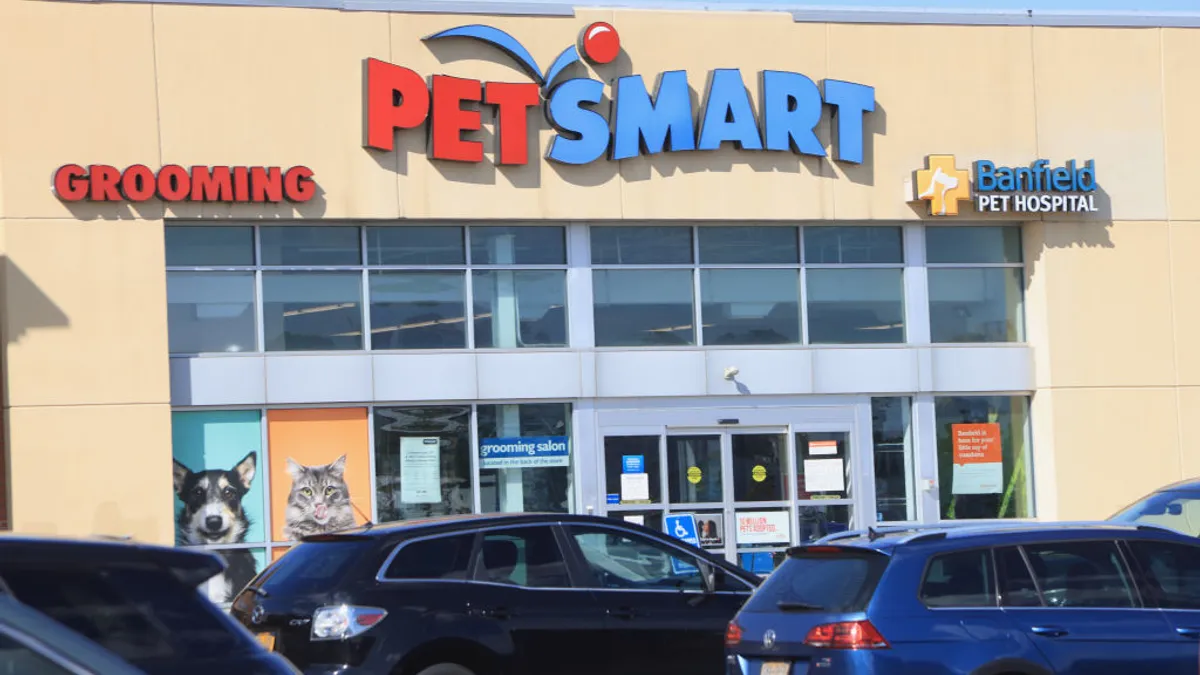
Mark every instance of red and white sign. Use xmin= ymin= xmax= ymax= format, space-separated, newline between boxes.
xmin=53 ymin=164 xmax=316 ymax=204
xmin=951 ymin=423 xmax=1003 ymax=495
xmin=735 ymin=510 xmax=791 ymax=546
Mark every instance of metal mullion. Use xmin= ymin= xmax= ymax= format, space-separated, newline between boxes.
xmin=470 ymin=403 xmax=482 ymax=514
xmin=802 ymin=263 xmax=906 ymax=270
xmin=692 ymin=266 xmax=704 ymax=347
xmin=695 ymin=264 xmax=803 ymax=270
xmin=165 ymin=266 xmax=257 ymax=272
xmin=363 ymin=265 xmax=470 ymax=271
xmin=366 ymin=404 xmax=378 ymax=523
xmin=925 ymin=263 xmax=1025 ymax=269
xmin=361 ymin=268 xmax=372 ymax=351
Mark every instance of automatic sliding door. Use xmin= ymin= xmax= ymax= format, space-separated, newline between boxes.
xmin=730 ymin=431 xmax=791 ymax=574
xmin=795 ymin=431 xmax=854 ymax=544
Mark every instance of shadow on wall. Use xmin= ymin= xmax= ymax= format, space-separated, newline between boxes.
xmin=901 ymin=183 xmax=1116 ymax=283
xmin=368 ymin=39 xmax=887 ymax=189
xmin=55 ymin=188 xmax=331 ymax=222
xmin=1 ymin=257 xmax=70 ymax=533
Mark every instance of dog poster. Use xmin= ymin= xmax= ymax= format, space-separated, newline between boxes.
xmin=171 ymin=410 xmax=269 ymax=604
xmin=267 ymin=408 xmax=372 ymax=543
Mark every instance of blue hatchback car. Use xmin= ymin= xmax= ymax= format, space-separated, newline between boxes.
xmin=725 ymin=522 xmax=1200 ymax=675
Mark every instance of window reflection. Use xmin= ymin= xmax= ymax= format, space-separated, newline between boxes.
xmin=701 ymin=269 xmax=800 ymax=345
xmin=806 ymin=268 xmax=904 ymax=344
xmin=369 ymin=271 xmax=467 ymax=349
xmin=929 ymin=268 xmax=1025 ymax=343
xmin=167 ymin=272 xmax=256 ymax=354
xmin=479 ymin=403 xmax=573 ymax=514
xmin=373 ymin=406 xmax=472 ymax=522
xmin=667 ymin=435 xmax=723 ymax=503
xmin=935 ymin=395 xmax=1033 ymax=520
xmin=593 ymin=270 xmax=695 ymax=346
xmin=472 ymin=270 xmax=567 ymax=348
xmin=262 ymin=272 xmax=363 ymax=351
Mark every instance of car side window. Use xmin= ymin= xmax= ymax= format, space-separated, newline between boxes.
xmin=568 ymin=526 xmax=709 ymax=591
xmin=476 ymin=527 xmax=571 ymax=589
xmin=383 ymin=533 xmax=475 ymax=581
xmin=0 ymin=630 xmax=77 ymax=675
xmin=1126 ymin=540 xmax=1200 ymax=610
xmin=1022 ymin=541 xmax=1136 ymax=608
xmin=995 ymin=546 xmax=1043 ymax=607
xmin=919 ymin=550 xmax=995 ymax=608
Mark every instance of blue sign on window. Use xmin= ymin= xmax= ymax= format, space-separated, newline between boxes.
xmin=478 ymin=436 xmax=569 ymax=470
xmin=622 ymin=455 xmax=644 ymax=474
xmin=606 ymin=493 xmax=620 ymax=505
xmin=663 ymin=514 xmax=700 ymax=576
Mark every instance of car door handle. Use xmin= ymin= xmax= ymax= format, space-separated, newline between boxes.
xmin=1030 ymin=625 xmax=1069 ymax=638
xmin=1176 ymin=627 xmax=1200 ymax=639
xmin=468 ymin=606 xmax=514 ymax=619
xmin=606 ymin=607 xmax=641 ymax=620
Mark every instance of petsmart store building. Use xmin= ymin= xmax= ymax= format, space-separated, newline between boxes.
xmin=1 ymin=0 xmax=1198 ymax=590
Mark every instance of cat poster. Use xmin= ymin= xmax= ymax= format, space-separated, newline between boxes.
xmin=266 ymin=408 xmax=372 ymax=543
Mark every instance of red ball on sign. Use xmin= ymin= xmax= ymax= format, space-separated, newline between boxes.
xmin=579 ymin=22 xmax=620 ymax=65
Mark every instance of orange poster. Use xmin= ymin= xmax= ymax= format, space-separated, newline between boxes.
xmin=952 ymin=423 xmax=1002 ymax=464
xmin=267 ymin=408 xmax=372 ymax=543
xmin=951 ymin=423 xmax=1003 ymax=495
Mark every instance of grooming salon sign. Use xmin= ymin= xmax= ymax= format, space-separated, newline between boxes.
xmin=363 ymin=22 xmax=877 ymax=166
xmin=479 ymin=436 xmax=570 ymax=469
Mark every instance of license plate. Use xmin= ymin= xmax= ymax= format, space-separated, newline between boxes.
xmin=255 ymin=632 xmax=276 ymax=651
xmin=761 ymin=662 xmax=790 ymax=675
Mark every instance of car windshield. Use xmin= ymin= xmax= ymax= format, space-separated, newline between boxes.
xmin=257 ymin=539 xmax=373 ymax=596
xmin=1111 ymin=490 xmax=1200 ymax=537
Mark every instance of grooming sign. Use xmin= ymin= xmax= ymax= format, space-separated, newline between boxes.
xmin=478 ymin=436 xmax=570 ymax=469
xmin=364 ymin=22 xmax=877 ymax=167
xmin=915 ymin=154 xmax=1099 ymax=216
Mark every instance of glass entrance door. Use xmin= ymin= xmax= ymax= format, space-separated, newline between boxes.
xmin=600 ymin=415 xmax=861 ymax=575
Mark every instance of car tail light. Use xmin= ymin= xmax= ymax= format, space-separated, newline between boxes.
xmin=310 ymin=605 xmax=388 ymax=641
xmin=725 ymin=621 xmax=744 ymax=647
xmin=804 ymin=620 xmax=889 ymax=650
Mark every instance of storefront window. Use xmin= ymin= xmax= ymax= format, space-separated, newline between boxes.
xmin=805 ymin=226 xmax=905 ymax=344
xmin=373 ymin=406 xmax=473 ymax=522
xmin=479 ymin=403 xmax=573 ymax=513
xmin=796 ymin=504 xmax=852 ymax=545
xmin=593 ymin=269 xmax=695 ymax=346
xmin=261 ymin=271 xmax=363 ymax=351
xmin=591 ymin=226 xmax=693 ymax=265
xmin=368 ymin=271 xmax=467 ymax=350
xmin=604 ymin=436 xmax=662 ymax=505
xmin=935 ymin=395 xmax=1033 ymax=520
xmin=260 ymin=225 xmax=360 ymax=266
xmin=732 ymin=433 xmax=788 ymax=502
xmin=927 ymin=226 xmax=1025 ymax=343
xmin=701 ymin=269 xmax=801 ymax=345
xmin=667 ymin=435 xmax=723 ymax=503
xmin=698 ymin=226 xmax=799 ymax=264
xmin=472 ymin=270 xmax=567 ymax=348
xmin=165 ymin=224 xmax=570 ymax=354
xmin=872 ymin=397 xmax=915 ymax=522
xmin=167 ymin=272 xmax=256 ymax=354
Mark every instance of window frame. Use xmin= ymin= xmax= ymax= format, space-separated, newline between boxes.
xmin=472 ymin=524 xmax=577 ymax=589
xmin=561 ymin=521 xmax=754 ymax=595
xmin=1119 ymin=537 xmax=1200 ymax=610
xmin=917 ymin=545 xmax=1000 ymax=610
xmin=0 ymin=625 xmax=92 ymax=675
xmin=588 ymin=223 xmax=906 ymax=348
xmin=378 ymin=530 xmax=480 ymax=582
xmin=1014 ymin=538 xmax=1146 ymax=610
xmin=165 ymin=222 xmax=571 ymax=355
xmin=924 ymin=224 xmax=1026 ymax=345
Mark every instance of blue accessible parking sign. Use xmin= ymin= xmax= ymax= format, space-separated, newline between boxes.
xmin=663 ymin=514 xmax=700 ymax=576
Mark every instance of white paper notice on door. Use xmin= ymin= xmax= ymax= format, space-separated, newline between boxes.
xmin=400 ymin=437 xmax=442 ymax=504
xmin=620 ymin=472 xmax=650 ymax=502
xmin=803 ymin=458 xmax=846 ymax=493
xmin=623 ymin=514 xmax=646 ymax=526
xmin=952 ymin=462 xmax=1003 ymax=495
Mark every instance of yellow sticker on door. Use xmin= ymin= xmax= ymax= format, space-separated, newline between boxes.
xmin=752 ymin=465 xmax=767 ymax=482
xmin=687 ymin=466 xmax=703 ymax=484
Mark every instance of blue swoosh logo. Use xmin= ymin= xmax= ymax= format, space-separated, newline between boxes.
xmin=423 ymin=24 xmax=580 ymax=91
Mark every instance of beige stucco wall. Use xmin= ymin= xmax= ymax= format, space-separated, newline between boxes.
xmin=0 ymin=0 xmax=1197 ymax=537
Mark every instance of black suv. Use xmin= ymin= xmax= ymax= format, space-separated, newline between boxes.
xmin=231 ymin=513 xmax=761 ymax=675
xmin=0 ymin=534 xmax=299 ymax=675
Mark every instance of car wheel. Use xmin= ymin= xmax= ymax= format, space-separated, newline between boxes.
xmin=415 ymin=664 xmax=475 ymax=675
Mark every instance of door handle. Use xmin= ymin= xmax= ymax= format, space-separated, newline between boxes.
xmin=468 ymin=606 xmax=513 ymax=619
xmin=1030 ymin=626 xmax=1069 ymax=638
xmin=607 ymin=607 xmax=640 ymax=620
xmin=1176 ymin=627 xmax=1200 ymax=639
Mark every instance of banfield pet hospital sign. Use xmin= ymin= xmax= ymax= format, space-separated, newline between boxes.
xmin=363 ymin=22 xmax=877 ymax=166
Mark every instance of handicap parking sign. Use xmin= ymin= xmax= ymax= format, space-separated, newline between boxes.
xmin=663 ymin=514 xmax=700 ymax=576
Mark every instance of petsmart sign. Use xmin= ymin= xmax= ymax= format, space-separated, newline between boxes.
xmin=364 ymin=22 xmax=876 ymax=167
xmin=479 ymin=436 xmax=570 ymax=469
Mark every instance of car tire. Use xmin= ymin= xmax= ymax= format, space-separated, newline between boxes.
xmin=415 ymin=664 xmax=476 ymax=675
